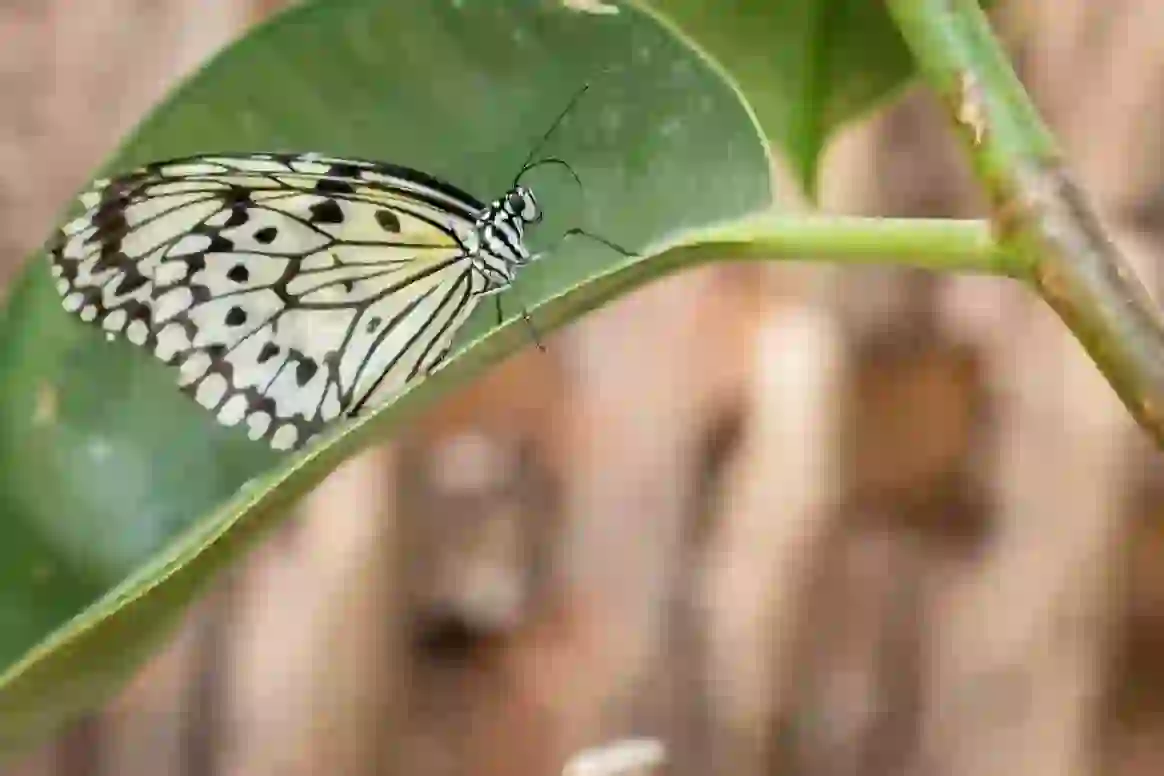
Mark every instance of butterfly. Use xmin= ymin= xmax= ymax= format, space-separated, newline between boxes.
xmin=47 ymin=88 xmax=625 ymax=452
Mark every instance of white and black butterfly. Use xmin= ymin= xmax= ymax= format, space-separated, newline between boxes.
xmin=48 ymin=89 xmax=626 ymax=451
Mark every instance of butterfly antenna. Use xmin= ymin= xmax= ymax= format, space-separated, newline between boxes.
xmin=515 ymin=81 xmax=592 ymax=186
xmin=517 ymin=156 xmax=583 ymax=194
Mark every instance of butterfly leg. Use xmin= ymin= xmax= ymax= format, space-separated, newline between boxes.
xmin=521 ymin=306 xmax=546 ymax=353
xmin=560 ymin=227 xmax=636 ymax=257
xmin=490 ymin=287 xmax=545 ymax=352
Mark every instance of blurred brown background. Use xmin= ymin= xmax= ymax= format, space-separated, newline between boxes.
xmin=4 ymin=1 xmax=1164 ymax=775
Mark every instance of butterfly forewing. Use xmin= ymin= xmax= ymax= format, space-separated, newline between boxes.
xmin=50 ymin=153 xmax=494 ymax=451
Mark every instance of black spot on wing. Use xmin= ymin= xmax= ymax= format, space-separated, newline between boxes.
xmin=227 ymin=264 xmax=250 ymax=283
xmin=185 ymin=253 xmax=207 ymax=275
xmin=225 ymin=306 xmax=247 ymax=327
xmin=89 ymin=189 xmax=133 ymax=251
xmin=295 ymin=357 xmax=319 ymax=386
xmin=224 ymin=206 xmax=250 ymax=228
xmin=92 ymin=245 xmax=129 ymax=276
xmin=375 ymin=209 xmax=401 ymax=232
xmin=221 ymin=187 xmax=254 ymax=224
xmin=254 ymin=226 xmax=278 ymax=244
xmin=309 ymin=199 xmax=344 ymax=225
xmin=190 ymin=285 xmax=213 ymax=305
xmin=207 ymin=234 xmax=235 ymax=252
xmin=329 ymin=162 xmax=363 ymax=179
xmin=258 ymin=342 xmax=280 ymax=363
xmin=315 ymin=178 xmax=355 ymax=195
xmin=92 ymin=205 xmax=130 ymax=246
xmin=223 ymin=185 xmax=253 ymax=203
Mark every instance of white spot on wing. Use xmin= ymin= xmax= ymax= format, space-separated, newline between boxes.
xmin=289 ymin=161 xmax=332 ymax=176
xmin=195 ymin=373 xmax=227 ymax=409
xmin=271 ymin=424 xmax=298 ymax=450
xmin=218 ymin=394 xmax=249 ymax=426
xmin=159 ymin=163 xmax=224 ymax=177
xmin=127 ymin=320 xmax=149 ymax=345
xmin=63 ymin=215 xmax=92 ymax=235
xmin=246 ymin=411 xmax=271 ymax=441
xmin=178 ymin=351 xmax=212 ymax=386
xmin=205 ymin=156 xmax=290 ymax=174
xmin=155 ymin=259 xmax=191 ymax=286
xmin=62 ymin=229 xmax=95 ymax=258
xmin=154 ymin=286 xmax=194 ymax=322
xmin=103 ymin=309 xmax=127 ymax=332
xmin=154 ymin=322 xmax=191 ymax=362
xmin=149 ymin=181 xmax=220 ymax=196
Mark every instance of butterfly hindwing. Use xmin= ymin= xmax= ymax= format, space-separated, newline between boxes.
xmin=50 ymin=153 xmax=494 ymax=451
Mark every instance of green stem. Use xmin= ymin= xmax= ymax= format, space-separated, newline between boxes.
xmin=654 ymin=213 xmax=1010 ymax=276
xmin=886 ymin=0 xmax=1164 ymax=446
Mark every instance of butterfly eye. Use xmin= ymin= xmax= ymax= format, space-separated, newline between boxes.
xmin=511 ymin=189 xmax=541 ymax=223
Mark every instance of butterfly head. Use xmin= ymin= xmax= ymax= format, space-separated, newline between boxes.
xmin=504 ymin=185 xmax=542 ymax=224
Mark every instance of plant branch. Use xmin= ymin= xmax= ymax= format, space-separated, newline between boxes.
xmin=653 ymin=213 xmax=1009 ymax=276
xmin=885 ymin=0 xmax=1164 ymax=445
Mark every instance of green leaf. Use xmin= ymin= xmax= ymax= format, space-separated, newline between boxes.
xmin=0 ymin=0 xmax=771 ymax=757
xmin=636 ymin=0 xmax=938 ymax=195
